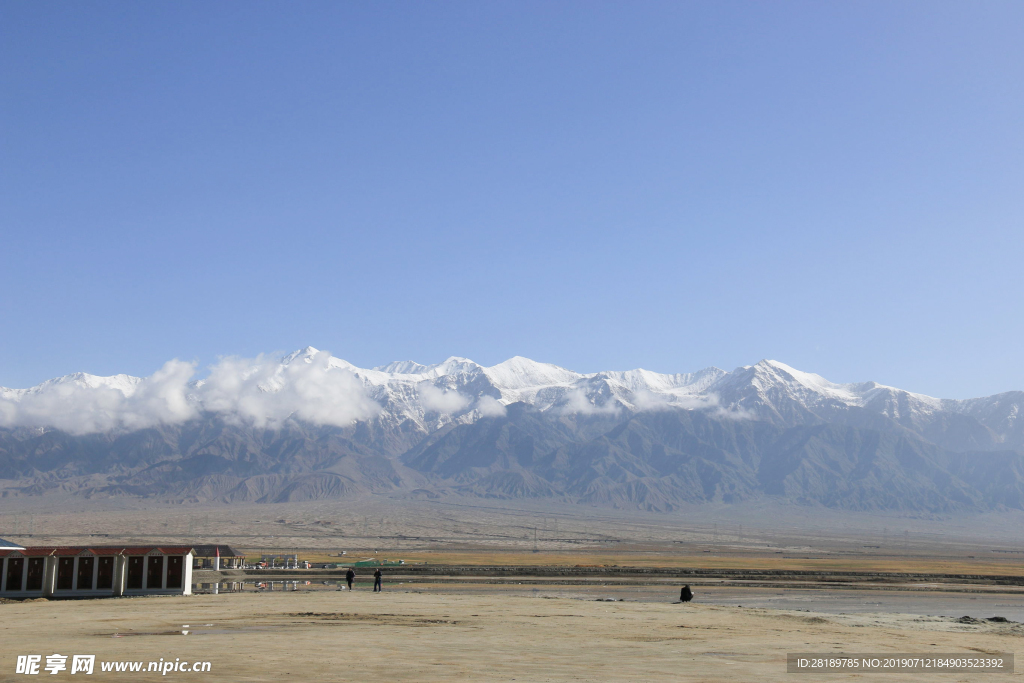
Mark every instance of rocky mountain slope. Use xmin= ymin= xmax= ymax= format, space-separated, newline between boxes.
xmin=2 ymin=348 xmax=1022 ymax=512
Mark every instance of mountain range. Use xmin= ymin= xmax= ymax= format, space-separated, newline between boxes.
xmin=2 ymin=348 xmax=1023 ymax=512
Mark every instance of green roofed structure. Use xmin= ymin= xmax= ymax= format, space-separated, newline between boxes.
xmin=351 ymin=559 xmax=405 ymax=567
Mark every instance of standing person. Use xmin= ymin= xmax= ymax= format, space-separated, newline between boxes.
xmin=373 ymin=568 xmax=382 ymax=592
xmin=345 ymin=568 xmax=355 ymax=591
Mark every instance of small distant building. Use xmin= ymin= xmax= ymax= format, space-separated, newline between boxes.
xmin=191 ymin=545 xmax=244 ymax=570
xmin=259 ymin=553 xmax=300 ymax=569
xmin=0 ymin=546 xmax=194 ymax=599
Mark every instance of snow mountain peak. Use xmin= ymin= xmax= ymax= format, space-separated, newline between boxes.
xmin=5 ymin=350 xmax=1024 ymax=513
xmin=2 ymin=349 xmax=1022 ymax=457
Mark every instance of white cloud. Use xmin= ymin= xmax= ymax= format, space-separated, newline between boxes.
xmin=559 ymin=388 xmax=621 ymax=416
xmin=630 ymin=390 xmax=753 ymax=419
xmin=712 ymin=403 xmax=756 ymax=420
xmin=0 ymin=351 xmax=380 ymax=435
xmin=475 ymin=395 xmax=507 ymax=417
xmin=633 ymin=390 xmax=718 ymax=413
xmin=195 ymin=351 xmax=380 ymax=429
xmin=631 ymin=389 xmax=674 ymax=412
xmin=418 ymin=383 xmax=471 ymax=414
xmin=0 ymin=359 xmax=198 ymax=435
xmin=0 ymin=350 xmax=754 ymax=436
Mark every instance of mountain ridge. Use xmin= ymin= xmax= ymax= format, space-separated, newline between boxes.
xmin=2 ymin=349 xmax=1023 ymax=512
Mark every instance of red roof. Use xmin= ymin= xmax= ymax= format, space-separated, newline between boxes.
xmin=84 ymin=548 xmax=127 ymax=556
xmin=18 ymin=547 xmax=63 ymax=557
xmin=7 ymin=546 xmax=197 ymax=557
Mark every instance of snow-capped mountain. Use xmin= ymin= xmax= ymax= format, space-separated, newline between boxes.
xmin=706 ymin=359 xmax=1024 ymax=450
xmin=0 ymin=372 xmax=143 ymax=400
xmin=282 ymin=349 xmax=1021 ymax=451
xmin=257 ymin=347 xmax=730 ymax=435
xmin=2 ymin=349 xmax=1023 ymax=512
xmin=2 ymin=348 xmax=1022 ymax=449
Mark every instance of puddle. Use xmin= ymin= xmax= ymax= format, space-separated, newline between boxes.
xmin=105 ymin=625 xmax=276 ymax=638
xmin=191 ymin=580 xmax=411 ymax=594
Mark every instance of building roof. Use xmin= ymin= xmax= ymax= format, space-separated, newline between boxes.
xmin=0 ymin=537 xmax=24 ymax=550
xmin=192 ymin=544 xmax=243 ymax=558
xmin=0 ymin=547 xmax=61 ymax=557
xmin=0 ymin=545 xmax=197 ymax=557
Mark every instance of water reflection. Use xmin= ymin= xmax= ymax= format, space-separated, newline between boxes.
xmin=193 ymin=580 xmax=352 ymax=593
xmin=187 ymin=581 xmax=1024 ymax=623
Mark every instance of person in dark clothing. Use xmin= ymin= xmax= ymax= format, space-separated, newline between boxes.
xmin=680 ymin=585 xmax=693 ymax=602
xmin=345 ymin=568 xmax=355 ymax=591
xmin=373 ymin=568 xmax=382 ymax=592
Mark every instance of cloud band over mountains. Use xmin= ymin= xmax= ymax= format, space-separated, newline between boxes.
xmin=2 ymin=348 xmax=848 ymax=436
xmin=0 ymin=351 xmax=381 ymax=435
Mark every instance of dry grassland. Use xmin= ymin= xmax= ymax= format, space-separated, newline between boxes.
xmin=328 ymin=548 xmax=1024 ymax=576
xmin=6 ymin=498 xmax=1024 ymax=579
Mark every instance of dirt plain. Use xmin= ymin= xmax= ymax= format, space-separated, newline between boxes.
xmin=1 ymin=587 xmax=1021 ymax=682
xmin=2 ymin=496 xmax=1023 ymax=681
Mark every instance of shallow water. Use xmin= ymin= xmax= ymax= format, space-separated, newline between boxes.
xmin=399 ymin=583 xmax=1024 ymax=623
xmin=192 ymin=580 xmax=1024 ymax=623
xmin=688 ymin=586 xmax=1024 ymax=622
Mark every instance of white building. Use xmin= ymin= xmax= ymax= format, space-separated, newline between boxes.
xmin=192 ymin=544 xmax=244 ymax=570
xmin=0 ymin=545 xmax=194 ymax=599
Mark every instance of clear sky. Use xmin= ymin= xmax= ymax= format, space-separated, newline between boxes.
xmin=2 ymin=1 xmax=1022 ymax=398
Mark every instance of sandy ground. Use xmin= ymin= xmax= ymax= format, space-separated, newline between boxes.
xmin=3 ymin=498 xmax=1023 ymax=680
xmin=1 ymin=588 xmax=1020 ymax=682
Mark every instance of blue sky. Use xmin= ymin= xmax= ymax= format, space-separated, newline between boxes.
xmin=2 ymin=1 xmax=1022 ymax=398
